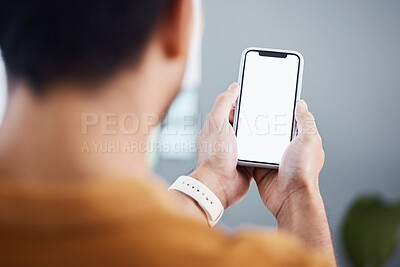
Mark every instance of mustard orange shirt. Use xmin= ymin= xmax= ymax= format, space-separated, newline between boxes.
xmin=0 ymin=177 xmax=329 ymax=266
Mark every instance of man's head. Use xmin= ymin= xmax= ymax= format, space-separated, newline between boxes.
xmin=0 ymin=0 xmax=193 ymax=115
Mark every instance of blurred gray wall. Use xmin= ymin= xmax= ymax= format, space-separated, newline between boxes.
xmin=156 ymin=0 xmax=400 ymax=266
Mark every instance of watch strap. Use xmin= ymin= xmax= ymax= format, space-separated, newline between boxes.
xmin=168 ymin=176 xmax=224 ymax=227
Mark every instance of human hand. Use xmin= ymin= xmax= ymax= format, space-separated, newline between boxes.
xmin=252 ymin=100 xmax=325 ymax=218
xmin=190 ymin=83 xmax=252 ymax=209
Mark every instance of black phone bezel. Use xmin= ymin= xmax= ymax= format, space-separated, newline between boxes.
xmin=235 ymin=49 xmax=301 ymax=166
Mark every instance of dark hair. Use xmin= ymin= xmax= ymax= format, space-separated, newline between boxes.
xmin=0 ymin=0 xmax=173 ymax=93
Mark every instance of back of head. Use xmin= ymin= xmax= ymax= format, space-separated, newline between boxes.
xmin=0 ymin=0 xmax=173 ymax=94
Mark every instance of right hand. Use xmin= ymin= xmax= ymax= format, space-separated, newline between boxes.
xmin=252 ymin=100 xmax=325 ymax=218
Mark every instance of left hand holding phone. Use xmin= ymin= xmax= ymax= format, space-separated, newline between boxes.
xmin=189 ymin=83 xmax=253 ymax=210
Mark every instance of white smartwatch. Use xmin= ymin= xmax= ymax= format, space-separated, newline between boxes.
xmin=168 ymin=176 xmax=224 ymax=227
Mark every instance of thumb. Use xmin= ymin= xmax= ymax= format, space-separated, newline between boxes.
xmin=210 ymin=83 xmax=240 ymax=123
xmin=295 ymin=100 xmax=318 ymax=139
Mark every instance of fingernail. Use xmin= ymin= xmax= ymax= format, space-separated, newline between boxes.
xmin=228 ymin=83 xmax=239 ymax=90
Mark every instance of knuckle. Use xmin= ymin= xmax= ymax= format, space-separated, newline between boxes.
xmin=304 ymin=132 xmax=321 ymax=146
xmin=305 ymin=112 xmax=315 ymax=122
xmin=216 ymin=92 xmax=228 ymax=102
xmin=312 ymin=134 xmax=322 ymax=145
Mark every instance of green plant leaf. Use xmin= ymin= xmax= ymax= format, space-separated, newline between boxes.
xmin=342 ymin=196 xmax=400 ymax=267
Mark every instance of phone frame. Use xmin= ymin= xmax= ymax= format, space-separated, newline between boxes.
xmin=233 ymin=47 xmax=304 ymax=169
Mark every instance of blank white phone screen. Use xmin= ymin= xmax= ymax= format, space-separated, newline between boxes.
xmin=236 ymin=51 xmax=300 ymax=165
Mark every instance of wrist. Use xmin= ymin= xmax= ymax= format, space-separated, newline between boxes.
xmin=169 ymin=176 xmax=224 ymax=227
xmin=276 ymin=183 xmax=324 ymax=226
xmin=189 ymin=166 xmax=228 ymax=209
xmin=168 ymin=189 xmax=208 ymax=223
xmin=274 ymin=182 xmax=335 ymax=265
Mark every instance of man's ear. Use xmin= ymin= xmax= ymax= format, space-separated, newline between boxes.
xmin=159 ymin=0 xmax=193 ymax=60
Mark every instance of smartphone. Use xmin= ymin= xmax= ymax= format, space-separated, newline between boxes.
xmin=233 ymin=47 xmax=304 ymax=168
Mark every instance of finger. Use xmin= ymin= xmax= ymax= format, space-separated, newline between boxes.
xmin=236 ymin=166 xmax=253 ymax=184
xmin=253 ymin=168 xmax=277 ymax=186
xmin=210 ymin=83 xmax=239 ymax=124
xmin=238 ymin=165 xmax=254 ymax=178
xmin=295 ymin=100 xmax=319 ymax=139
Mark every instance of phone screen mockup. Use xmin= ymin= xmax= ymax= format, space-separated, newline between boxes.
xmin=235 ymin=49 xmax=302 ymax=166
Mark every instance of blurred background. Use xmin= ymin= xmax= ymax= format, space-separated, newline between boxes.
xmin=0 ymin=0 xmax=399 ymax=266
